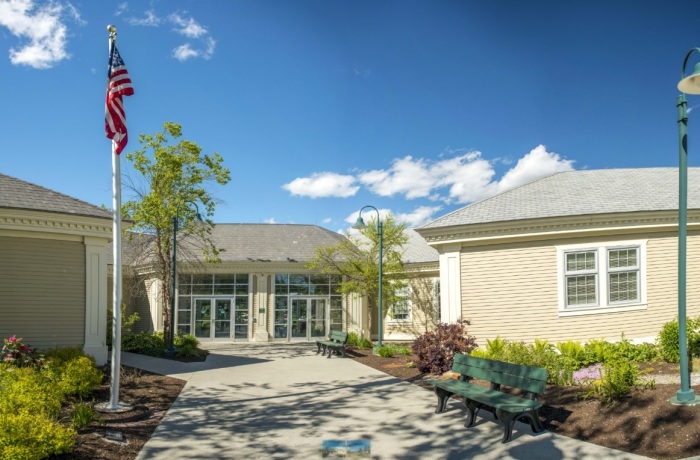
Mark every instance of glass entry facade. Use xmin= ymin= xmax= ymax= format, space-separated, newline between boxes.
xmin=274 ymin=274 xmax=343 ymax=341
xmin=177 ymin=274 xmax=249 ymax=341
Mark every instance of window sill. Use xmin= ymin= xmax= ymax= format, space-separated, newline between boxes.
xmin=558 ymin=303 xmax=647 ymax=317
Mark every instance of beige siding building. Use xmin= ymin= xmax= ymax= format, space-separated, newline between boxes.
xmin=0 ymin=174 xmax=112 ymax=363
xmin=120 ymin=224 xmax=362 ymax=343
xmin=417 ymin=168 xmax=700 ymax=344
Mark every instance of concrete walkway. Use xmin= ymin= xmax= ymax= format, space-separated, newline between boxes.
xmin=121 ymin=343 xmax=652 ymax=460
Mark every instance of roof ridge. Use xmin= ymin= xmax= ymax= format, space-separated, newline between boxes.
xmin=419 ymin=170 xmax=568 ymax=229
xmin=0 ymin=172 xmax=110 ymax=217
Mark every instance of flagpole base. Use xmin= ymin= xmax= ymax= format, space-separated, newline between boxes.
xmin=95 ymin=401 xmax=134 ymax=413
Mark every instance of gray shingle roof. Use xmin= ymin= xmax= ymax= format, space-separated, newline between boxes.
xmin=0 ymin=173 xmax=111 ymax=219
xmin=402 ymin=229 xmax=439 ymax=263
xmin=207 ymin=224 xmax=347 ymax=263
xmin=420 ymin=168 xmax=699 ymax=229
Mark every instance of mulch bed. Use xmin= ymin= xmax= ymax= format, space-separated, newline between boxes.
xmin=50 ymin=366 xmax=185 ymax=460
xmin=347 ymin=347 xmax=700 ymax=460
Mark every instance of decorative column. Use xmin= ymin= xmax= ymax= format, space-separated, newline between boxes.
xmin=254 ymin=274 xmax=271 ymax=341
xmin=438 ymin=243 xmax=462 ymax=324
xmin=84 ymin=237 xmax=108 ymax=364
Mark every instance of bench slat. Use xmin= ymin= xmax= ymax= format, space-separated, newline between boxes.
xmin=452 ymin=354 xmax=546 ymax=394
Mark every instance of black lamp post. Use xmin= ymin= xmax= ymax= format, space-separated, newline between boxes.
xmin=166 ymin=201 xmax=203 ymax=356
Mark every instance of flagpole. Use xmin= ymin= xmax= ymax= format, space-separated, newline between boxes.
xmin=108 ymin=25 xmax=123 ymax=410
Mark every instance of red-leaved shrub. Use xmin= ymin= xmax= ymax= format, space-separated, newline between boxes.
xmin=411 ymin=320 xmax=477 ymax=374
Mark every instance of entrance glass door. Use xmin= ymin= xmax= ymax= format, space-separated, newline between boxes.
xmin=195 ymin=298 xmax=236 ymax=340
xmin=287 ymin=298 xmax=327 ymax=341
xmin=194 ymin=299 xmax=211 ymax=339
xmin=291 ymin=298 xmax=307 ymax=340
xmin=214 ymin=299 xmax=232 ymax=339
xmin=309 ymin=299 xmax=327 ymax=339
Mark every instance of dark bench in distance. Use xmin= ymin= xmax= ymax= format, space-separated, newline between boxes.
xmin=315 ymin=330 xmax=348 ymax=358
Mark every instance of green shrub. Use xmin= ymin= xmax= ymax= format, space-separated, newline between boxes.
xmin=0 ymin=366 xmax=63 ymax=418
xmin=347 ymin=332 xmax=360 ymax=347
xmin=482 ymin=336 xmax=508 ymax=359
xmin=584 ymin=359 xmax=653 ymax=404
xmin=357 ymin=338 xmax=373 ymax=349
xmin=175 ymin=334 xmax=205 ymax=358
xmin=106 ymin=304 xmax=141 ymax=347
xmin=556 ymin=340 xmax=586 ymax=367
xmin=122 ymin=332 xmax=165 ymax=356
xmin=376 ymin=345 xmax=394 ymax=357
xmin=53 ymin=356 xmax=104 ymax=398
xmin=583 ymin=339 xmax=613 ymax=364
xmin=393 ymin=345 xmax=411 ymax=356
xmin=607 ymin=335 xmax=659 ymax=363
xmin=657 ymin=317 xmax=700 ymax=363
xmin=44 ymin=346 xmax=87 ymax=365
xmin=0 ymin=412 xmax=76 ymax=459
xmin=71 ymin=402 xmax=102 ymax=429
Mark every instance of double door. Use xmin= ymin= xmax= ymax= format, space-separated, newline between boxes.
xmin=275 ymin=298 xmax=327 ymax=341
xmin=194 ymin=297 xmax=248 ymax=340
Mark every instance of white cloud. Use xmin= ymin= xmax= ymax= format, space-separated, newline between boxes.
xmin=358 ymin=156 xmax=437 ymax=199
xmin=169 ymin=14 xmax=215 ymax=61
xmin=283 ymin=172 xmax=359 ymax=198
xmin=172 ymin=43 xmax=198 ymax=61
xmin=126 ymin=9 xmax=161 ymax=27
xmin=0 ymin=0 xmax=80 ymax=69
xmin=263 ymin=218 xmax=277 ymax=224
xmin=170 ymin=13 xmax=207 ymax=38
xmin=115 ymin=2 xmax=128 ymax=16
xmin=493 ymin=145 xmax=575 ymax=194
xmin=356 ymin=146 xmax=574 ymax=204
xmin=322 ymin=217 xmax=332 ymax=224
xmin=395 ymin=206 xmax=442 ymax=228
xmin=122 ymin=7 xmax=215 ymax=61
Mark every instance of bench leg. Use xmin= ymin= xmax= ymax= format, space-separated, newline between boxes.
xmin=316 ymin=343 xmax=323 ymax=354
xmin=464 ymin=399 xmax=484 ymax=428
xmin=433 ymin=387 xmax=454 ymax=413
xmin=495 ymin=409 xmax=517 ymax=443
xmin=339 ymin=346 xmax=347 ymax=358
xmin=495 ymin=409 xmax=543 ymax=443
xmin=521 ymin=409 xmax=545 ymax=434
xmin=327 ymin=346 xmax=335 ymax=358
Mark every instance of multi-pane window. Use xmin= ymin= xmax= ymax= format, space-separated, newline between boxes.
xmin=389 ymin=286 xmax=411 ymax=321
xmin=559 ymin=242 xmax=644 ymax=311
xmin=177 ymin=274 xmax=249 ymax=337
xmin=565 ymin=251 xmax=598 ymax=306
xmin=274 ymin=274 xmax=344 ymax=337
xmin=608 ymin=248 xmax=639 ymax=303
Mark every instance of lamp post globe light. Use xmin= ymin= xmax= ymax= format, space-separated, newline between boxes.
xmin=670 ymin=49 xmax=700 ymax=405
xmin=166 ymin=201 xmax=203 ymax=357
xmin=352 ymin=206 xmax=383 ymax=353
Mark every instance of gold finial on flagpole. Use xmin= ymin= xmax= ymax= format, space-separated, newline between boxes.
xmin=107 ymin=24 xmax=117 ymax=40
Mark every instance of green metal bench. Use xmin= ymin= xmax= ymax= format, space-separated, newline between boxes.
xmin=427 ymin=354 xmax=547 ymax=443
xmin=315 ymin=330 xmax=349 ymax=358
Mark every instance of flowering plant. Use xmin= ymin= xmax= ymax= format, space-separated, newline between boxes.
xmin=1 ymin=335 xmax=45 ymax=368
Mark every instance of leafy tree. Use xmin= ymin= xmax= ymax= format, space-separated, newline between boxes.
xmin=122 ymin=122 xmax=230 ymax=341
xmin=306 ymin=214 xmax=409 ymax=338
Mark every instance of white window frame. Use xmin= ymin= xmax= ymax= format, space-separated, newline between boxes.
xmin=556 ymin=239 xmax=647 ymax=316
xmin=388 ymin=284 xmax=412 ymax=322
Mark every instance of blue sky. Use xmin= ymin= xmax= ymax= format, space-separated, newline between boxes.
xmin=3 ymin=1 xmax=700 ymax=232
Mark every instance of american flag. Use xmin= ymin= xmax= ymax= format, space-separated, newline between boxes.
xmin=105 ymin=41 xmax=134 ymax=155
